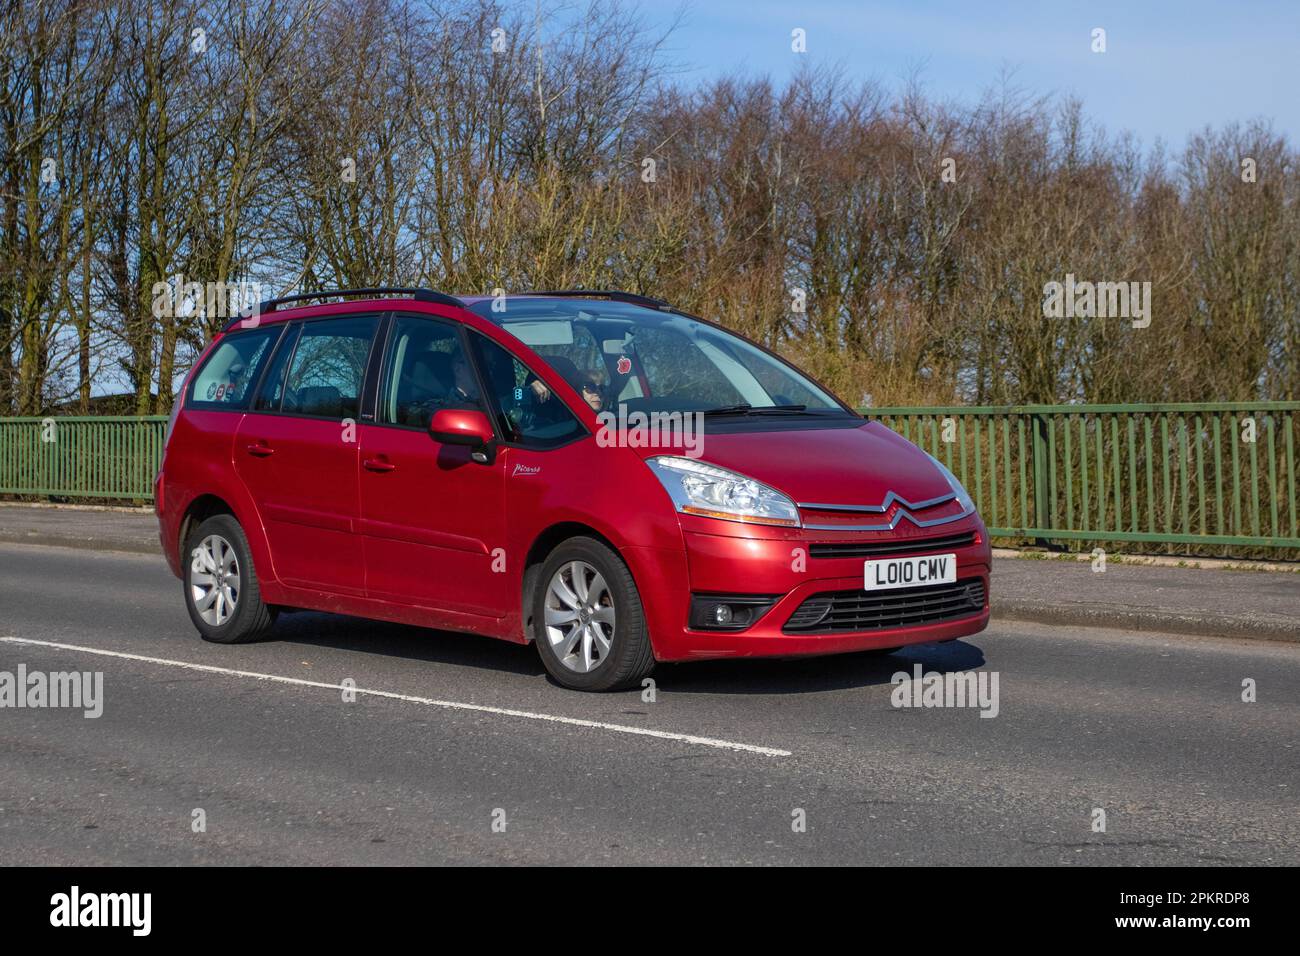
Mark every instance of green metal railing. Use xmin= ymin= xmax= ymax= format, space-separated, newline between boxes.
xmin=0 ymin=416 xmax=167 ymax=500
xmin=0 ymin=405 xmax=1297 ymax=555
xmin=861 ymin=403 xmax=1299 ymax=554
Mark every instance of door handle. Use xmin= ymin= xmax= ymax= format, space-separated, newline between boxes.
xmin=363 ymin=457 xmax=396 ymax=473
xmin=246 ymin=442 xmax=275 ymax=457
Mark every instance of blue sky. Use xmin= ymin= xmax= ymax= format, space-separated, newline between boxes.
xmin=631 ymin=0 xmax=1297 ymax=148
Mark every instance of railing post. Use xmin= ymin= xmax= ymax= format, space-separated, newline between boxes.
xmin=1032 ymin=411 xmax=1051 ymax=547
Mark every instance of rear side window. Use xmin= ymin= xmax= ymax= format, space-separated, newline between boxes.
xmin=187 ymin=326 xmax=282 ymax=411
xmin=281 ymin=316 xmax=379 ymax=420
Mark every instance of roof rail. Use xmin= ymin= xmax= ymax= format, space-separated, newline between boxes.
xmin=253 ymin=287 xmax=466 ymax=317
xmin=518 ymin=289 xmax=675 ymax=311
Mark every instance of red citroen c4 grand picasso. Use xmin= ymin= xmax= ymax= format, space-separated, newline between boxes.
xmin=156 ymin=289 xmax=990 ymax=690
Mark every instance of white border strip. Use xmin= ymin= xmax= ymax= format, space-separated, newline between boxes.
xmin=0 ymin=637 xmax=791 ymax=757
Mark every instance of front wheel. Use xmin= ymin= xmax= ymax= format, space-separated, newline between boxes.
xmin=183 ymin=514 xmax=277 ymax=644
xmin=532 ymin=537 xmax=655 ymax=691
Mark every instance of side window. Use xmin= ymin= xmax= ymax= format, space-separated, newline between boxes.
xmin=378 ymin=316 xmax=482 ymax=429
xmin=254 ymin=323 xmax=301 ymax=412
xmin=187 ymin=326 xmax=282 ymax=411
xmin=471 ymin=334 xmax=585 ymax=449
xmin=281 ymin=316 xmax=379 ymax=420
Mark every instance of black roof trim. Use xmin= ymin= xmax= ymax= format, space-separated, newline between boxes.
xmin=223 ymin=287 xmax=466 ymax=331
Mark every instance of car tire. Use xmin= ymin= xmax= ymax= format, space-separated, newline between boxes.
xmin=532 ymin=536 xmax=655 ymax=691
xmin=183 ymin=514 xmax=277 ymax=644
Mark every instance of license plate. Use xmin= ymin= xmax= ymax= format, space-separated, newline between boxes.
xmin=864 ymin=553 xmax=957 ymax=591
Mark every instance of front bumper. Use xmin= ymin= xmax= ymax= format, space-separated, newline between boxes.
xmin=625 ymin=515 xmax=992 ymax=662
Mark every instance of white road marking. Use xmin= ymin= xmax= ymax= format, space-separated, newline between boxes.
xmin=0 ymin=636 xmax=792 ymax=757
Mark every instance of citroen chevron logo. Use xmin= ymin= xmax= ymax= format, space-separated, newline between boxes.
xmin=796 ymin=491 xmax=971 ymax=531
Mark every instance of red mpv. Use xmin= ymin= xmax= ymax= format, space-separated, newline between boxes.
xmin=156 ymin=289 xmax=990 ymax=690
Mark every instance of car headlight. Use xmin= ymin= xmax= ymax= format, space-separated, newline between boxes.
xmin=926 ymin=453 xmax=976 ymax=513
xmin=645 ymin=456 xmax=801 ymax=528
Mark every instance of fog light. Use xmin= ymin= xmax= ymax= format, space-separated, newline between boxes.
xmin=688 ymin=594 xmax=779 ymax=631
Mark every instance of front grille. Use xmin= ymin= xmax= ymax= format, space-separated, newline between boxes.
xmin=808 ymin=531 xmax=976 ymax=559
xmin=798 ymin=493 xmax=968 ymax=530
xmin=783 ymin=579 xmax=986 ymax=634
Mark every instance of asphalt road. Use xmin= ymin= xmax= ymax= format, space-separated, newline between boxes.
xmin=1 ymin=540 xmax=1296 ymax=865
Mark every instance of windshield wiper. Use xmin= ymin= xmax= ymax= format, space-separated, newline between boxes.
xmin=700 ymin=403 xmax=808 ymax=417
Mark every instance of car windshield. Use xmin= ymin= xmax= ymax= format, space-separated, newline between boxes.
xmin=469 ymin=297 xmax=850 ymax=417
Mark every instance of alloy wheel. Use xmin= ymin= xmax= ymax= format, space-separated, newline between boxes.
xmin=190 ymin=534 xmax=240 ymax=626
xmin=543 ymin=560 xmax=616 ymax=673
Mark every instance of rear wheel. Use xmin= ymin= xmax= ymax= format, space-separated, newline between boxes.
xmin=532 ymin=537 xmax=655 ymax=691
xmin=183 ymin=514 xmax=277 ymax=644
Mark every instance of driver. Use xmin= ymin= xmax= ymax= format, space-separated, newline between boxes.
xmin=527 ymin=356 xmax=605 ymax=413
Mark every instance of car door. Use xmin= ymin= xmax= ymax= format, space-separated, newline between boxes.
xmin=234 ymin=314 xmax=381 ymax=595
xmin=357 ymin=314 xmax=507 ymax=616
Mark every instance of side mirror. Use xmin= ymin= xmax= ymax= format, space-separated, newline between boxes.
xmin=430 ymin=408 xmax=494 ymax=456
